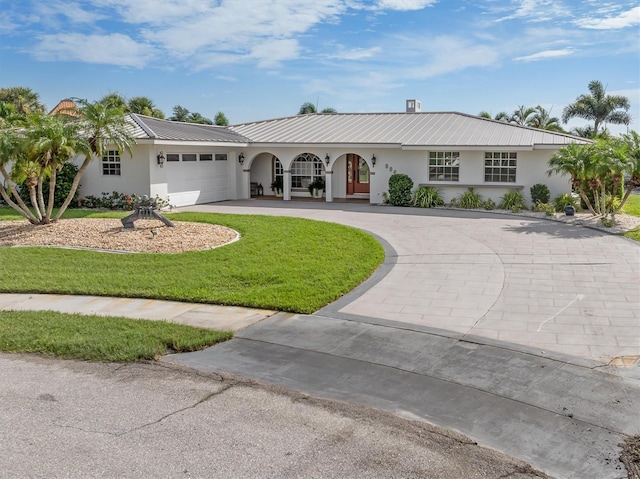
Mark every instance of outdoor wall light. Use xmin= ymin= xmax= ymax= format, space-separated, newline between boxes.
xmin=372 ymin=154 xmax=377 ymax=167
xmin=238 ymin=153 xmax=245 ymax=165
xmin=325 ymin=154 xmax=330 ymax=165
xmin=157 ymin=151 xmax=165 ymax=168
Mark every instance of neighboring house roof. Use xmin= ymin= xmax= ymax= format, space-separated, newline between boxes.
xmin=229 ymin=112 xmax=591 ymax=148
xmin=127 ymin=114 xmax=250 ymax=143
xmin=48 ymin=99 xmax=79 ymax=117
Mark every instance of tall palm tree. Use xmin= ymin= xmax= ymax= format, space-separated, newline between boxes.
xmin=478 ymin=111 xmax=510 ymax=121
xmin=54 ymin=99 xmax=135 ymax=220
xmin=547 ymin=143 xmax=598 ymax=215
xmin=510 ymin=105 xmax=536 ymax=126
xmin=0 ymin=86 xmax=45 ymax=114
xmin=562 ymin=80 xmax=630 ymax=136
xmin=99 ymin=93 xmax=128 ymax=110
xmin=529 ymin=106 xmax=564 ymax=132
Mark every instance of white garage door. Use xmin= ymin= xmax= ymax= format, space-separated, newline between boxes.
xmin=166 ymin=156 xmax=230 ymax=207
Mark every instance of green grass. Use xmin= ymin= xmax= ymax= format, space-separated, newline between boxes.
xmin=0 ymin=310 xmax=233 ymax=361
xmin=0 ymin=208 xmax=384 ymax=313
xmin=622 ymin=194 xmax=640 ymax=217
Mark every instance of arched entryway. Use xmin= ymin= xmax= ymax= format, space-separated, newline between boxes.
xmin=346 ymin=154 xmax=370 ymax=195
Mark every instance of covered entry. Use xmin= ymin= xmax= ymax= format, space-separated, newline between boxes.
xmin=346 ymin=154 xmax=370 ymax=195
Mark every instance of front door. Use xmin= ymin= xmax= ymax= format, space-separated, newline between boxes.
xmin=346 ymin=154 xmax=370 ymax=195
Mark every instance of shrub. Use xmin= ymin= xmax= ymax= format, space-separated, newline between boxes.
xmin=388 ymin=174 xmax=413 ymax=206
xmin=499 ymin=190 xmax=526 ymax=212
xmin=412 ymin=186 xmax=444 ymax=208
xmin=530 ymin=183 xmax=550 ymax=204
xmin=533 ymin=202 xmax=556 ymax=216
xmin=454 ymin=188 xmax=483 ymax=209
xmin=77 ymin=192 xmax=170 ymax=211
xmin=553 ymin=193 xmax=579 ymax=212
xmin=483 ymin=198 xmax=496 ymax=210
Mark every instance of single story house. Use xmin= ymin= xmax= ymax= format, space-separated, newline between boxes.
xmin=77 ymin=100 xmax=590 ymax=207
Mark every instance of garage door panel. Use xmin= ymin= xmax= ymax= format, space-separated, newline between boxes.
xmin=165 ymin=162 xmax=230 ymax=206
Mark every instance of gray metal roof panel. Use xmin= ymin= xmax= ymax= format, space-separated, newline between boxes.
xmin=127 ymin=114 xmax=249 ymax=143
xmin=230 ymin=112 xmax=590 ymax=147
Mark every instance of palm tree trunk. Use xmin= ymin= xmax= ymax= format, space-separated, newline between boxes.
xmin=44 ymin=169 xmax=56 ymax=223
xmin=613 ymin=186 xmax=636 ymax=215
xmin=0 ymin=164 xmax=39 ymax=223
xmin=28 ymin=185 xmax=42 ymax=221
xmin=600 ymin=183 xmax=607 ymax=215
xmin=53 ymin=155 xmax=91 ymax=221
xmin=578 ymin=187 xmax=597 ymax=215
xmin=36 ymin=172 xmax=46 ymax=217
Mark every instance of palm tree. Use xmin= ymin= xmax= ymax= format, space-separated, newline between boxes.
xmin=0 ymin=87 xmax=45 ymax=114
xmin=547 ymin=143 xmax=598 ymax=215
xmin=562 ymin=80 xmax=630 ymax=137
xmin=298 ymin=102 xmax=317 ymax=115
xmin=53 ymin=98 xmax=135 ymax=220
xmin=170 ymin=105 xmax=190 ymax=122
xmin=478 ymin=111 xmax=510 ymax=121
xmin=510 ymin=105 xmax=536 ymax=126
xmin=615 ymin=131 xmax=640 ymax=214
xmin=214 ymin=111 xmax=229 ymax=126
xmin=320 ymin=107 xmax=337 ymax=114
xmin=23 ymin=114 xmax=92 ymax=223
xmin=128 ymin=96 xmax=164 ymax=118
xmin=529 ymin=106 xmax=564 ymax=132
xmin=99 ymin=93 xmax=128 ymax=110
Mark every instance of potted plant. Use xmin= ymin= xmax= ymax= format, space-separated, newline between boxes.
xmin=270 ymin=177 xmax=283 ymax=197
xmin=308 ymin=177 xmax=325 ymax=198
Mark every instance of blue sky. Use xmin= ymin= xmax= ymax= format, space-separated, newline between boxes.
xmin=1 ymin=0 xmax=638 ymax=133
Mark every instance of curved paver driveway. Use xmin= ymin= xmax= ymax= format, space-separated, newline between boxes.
xmin=183 ymin=201 xmax=640 ymax=366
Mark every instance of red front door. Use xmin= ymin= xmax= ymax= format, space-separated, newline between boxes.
xmin=346 ymin=154 xmax=370 ymax=195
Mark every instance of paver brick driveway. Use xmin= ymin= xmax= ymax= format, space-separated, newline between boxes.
xmin=184 ymin=202 xmax=640 ymax=366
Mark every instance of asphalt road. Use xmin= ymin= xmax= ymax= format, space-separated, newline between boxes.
xmin=1 ymin=353 xmax=549 ymax=479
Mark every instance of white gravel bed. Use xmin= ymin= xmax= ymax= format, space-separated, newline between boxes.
xmin=0 ymin=218 xmax=239 ymax=253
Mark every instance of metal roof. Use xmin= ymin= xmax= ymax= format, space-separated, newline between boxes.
xmin=127 ymin=114 xmax=250 ymax=143
xmin=229 ymin=112 xmax=591 ymax=148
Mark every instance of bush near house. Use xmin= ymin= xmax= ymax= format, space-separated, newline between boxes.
xmin=388 ymin=174 xmax=413 ymax=206
xmin=412 ymin=186 xmax=444 ymax=208
xmin=530 ymin=183 xmax=550 ymax=204
xmin=553 ymin=193 xmax=580 ymax=212
xmin=452 ymin=188 xmax=483 ymax=209
xmin=499 ymin=190 xmax=526 ymax=212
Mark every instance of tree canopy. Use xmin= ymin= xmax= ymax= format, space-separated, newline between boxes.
xmin=169 ymin=105 xmax=214 ymax=125
xmin=298 ymin=102 xmax=337 ymax=115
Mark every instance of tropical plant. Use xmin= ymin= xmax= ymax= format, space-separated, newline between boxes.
xmin=532 ymin=202 xmax=556 ymax=216
xmin=387 ymin=173 xmax=413 ymax=206
xmin=510 ymin=105 xmax=536 ymax=126
xmin=307 ymin=177 xmax=325 ymax=196
xmin=270 ymin=176 xmax=283 ymax=195
xmin=297 ymin=102 xmax=337 ymax=115
xmin=128 ymin=96 xmax=164 ymax=118
xmin=214 ymin=111 xmax=229 ymax=126
xmin=562 ymin=80 xmax=631 ymax=137
xmin=483 ymin=198 xmax=496 ymax=210
xmin=499 ymin=190 xmax=526 ymax=212
xmin=453 ymin=188 xmax=483 ymax=209
xmin=0 ymin=87 xmax=45 ymax=114
xmin=412 ymin=186 xmax=444 ymax=208
xmin=615 ymin=131 xmax=640 ymax=214
xmin=170 ymin=105 xmax=190 ymax=122
xmin=553 ymin=193 xmax=580 ymax=212
xmin=529 ymin=106 xmax=564 ymax=132
xmin=530 ymin=183 xmax=550 ymax=204
xmin=478 ymin=111 xmax=510 ymax=122
xmin=547 ymin=143 xmax=598 ymax=215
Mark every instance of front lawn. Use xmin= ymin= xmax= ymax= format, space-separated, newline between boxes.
xmin=622 ymin=194 xmax=640 ymax=217
xmin=0 ymin=209 xmax=384 ymax=313
xmin=0 ymin=310 xmax=232 ymax=361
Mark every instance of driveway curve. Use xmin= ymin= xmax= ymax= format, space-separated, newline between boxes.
xmin=182 ymin=201 xmax=640 ymax=367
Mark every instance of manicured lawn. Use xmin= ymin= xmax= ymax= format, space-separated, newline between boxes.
xmin=0 ymin=208 xmax=385 ymax=313
xmin=622 ymin=194 xmax=640 ymax=217
xmin=0 ymin=310 xmax=232 ymax=361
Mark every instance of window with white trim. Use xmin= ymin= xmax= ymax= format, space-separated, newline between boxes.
xmin=428 ymin=152 xmax=459 ymax=181
xmin=484 ymin=152 xmax=517 ymax=182
xmin=291 ymin=153 xmax=324 ymax=188
xmin=102 ymin=150 xmax=121 ymax=176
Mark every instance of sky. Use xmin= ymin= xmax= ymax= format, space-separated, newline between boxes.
xmin=0 ymin=0 xmax=638 ymax=134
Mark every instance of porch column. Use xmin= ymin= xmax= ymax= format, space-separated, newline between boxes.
xmin=325 ymin=171 xmax=333 ymax=202
xmin=283 ymin=170 xmax=291 ymax=201
xmin=240 ymin=168 xmax=251 ymax=199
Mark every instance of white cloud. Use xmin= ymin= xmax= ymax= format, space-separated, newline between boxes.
xmin=328 ymin=46 xmax=382 ymax=60
xmin=250 ymin=39 xmax=300 ymax=68
xmin=32 ymin=33 xmax=156 ymax=67
xmin=575 ymin=6 xmax=640 ymax=30
xmin=35 ymin=1 xmax=107 ymax=24
xmin=494 ymin=0 xmax=572 ymax=23
xmin=374 ymin=0 xmax=437 ymax=11
xmin=514 ymin=48 xmax=576 ymax=62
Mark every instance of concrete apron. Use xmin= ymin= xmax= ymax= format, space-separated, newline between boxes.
xmin=168 ymin=312 xmax=640 ymax=479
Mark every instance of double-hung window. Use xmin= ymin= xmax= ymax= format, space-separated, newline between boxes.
xmin=484 ymin=152 xmax=517 ymax=182
xmin=428 ymin=152 xmax=459 ymax=181
xmin=102 ymin=150 xmax=121 ymax=176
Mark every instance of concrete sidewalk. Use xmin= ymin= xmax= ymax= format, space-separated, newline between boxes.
xmin=0 ymin=293 xmax=275 ymax=331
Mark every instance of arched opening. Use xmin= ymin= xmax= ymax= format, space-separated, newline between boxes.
xmin=346 ymin=154 xmax=370 ymax=195
xmin=290 ymin=153 xmax=325 ymax=191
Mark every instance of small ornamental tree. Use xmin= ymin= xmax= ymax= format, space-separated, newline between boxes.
xmin=388 ymin=173 xmax=413 ymax=206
